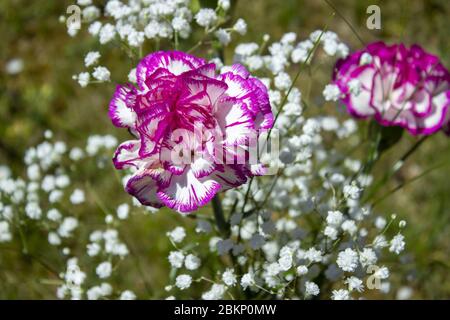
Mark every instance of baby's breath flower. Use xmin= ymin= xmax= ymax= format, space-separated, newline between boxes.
xmin=175 ymin=274 xmax=192 ymax=290
xmin=96 ymin=261 xmax=112 ymax=279
xmin=167 ymin=226 xmax=186 ymax=243
xmin=195 ymin=9 xmax=217 ymax=28
xmin=84 ymin=51 xmax=101 ymax=67
xmin=323 ymin=84 xmax=341 ymax=102
xmin=233 ymin=19 xmax=247 ymax=35
xmin=168 ymin=251 xmax=184 ymax=269
xmin=222 ymin=269 xmax=237 ymax=286
xmin=70 ymin=189 xmax=85 ymax=204
xmin=337 ymin=248 xmax=359 ymax=272
xmin=305 ymin=281 xmax=320 ymax=297
xmin=92 ymin=66 xmax=110 ymax=82
xmin=331 ymin=289 xmax=351 ymax=300
xmin=185 ymin=254 xmax=201 ymax=270
xmin=389 ymin=234 xmax=405 ymax=254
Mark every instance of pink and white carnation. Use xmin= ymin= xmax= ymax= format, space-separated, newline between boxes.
xmin=109 ymin=51 xmax=273 ymax=213
xmin=333 ymin=42 xmax=450 ymax=135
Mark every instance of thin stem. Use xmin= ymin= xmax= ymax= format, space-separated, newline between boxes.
xmin=240 ymin=22 xmax=333 ymax=215
xmin=363 ymin=135 xmax=429 ymax=203
xmin=323 ymin=0 xmax=366 ymax=46
xmin=371 ymin=161 xmax=449 ymax=207
xmin=212 ymin=195 xmax=229 ymax=237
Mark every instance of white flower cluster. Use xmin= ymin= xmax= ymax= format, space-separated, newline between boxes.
xmin=69 ymin=0 xmax=248 ymax=88
xmin=0 ymin=132 xmax=145 ymax=300
xmin=148 ymin=31 xmax=409 ymax=300
xmin=233 ymin=30 xmax=348 ymax=76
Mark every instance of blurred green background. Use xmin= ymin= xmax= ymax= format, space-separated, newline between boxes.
xmin=0 ymin=0 xmax=449 ymax=299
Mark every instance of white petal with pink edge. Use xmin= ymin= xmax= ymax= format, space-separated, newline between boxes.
xmin=157 ymin=170 xmax=221 ymax=213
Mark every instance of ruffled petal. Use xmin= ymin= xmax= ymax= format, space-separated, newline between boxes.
xmin=126 ymin=171 xmax=164 ymax=208
xmin=157 ymin=170 xmax=221 ymax=213
xmin=215 ymin=97 xmax=254 ymax=145
xmin=213 ymin=165 xmax=248 ymax=189
xmin=109 ymin=84 xmax=137 ymax=127
xmin=137 ymin=51 xmax=206 ymax=90
xmin=113 ymin=140 xmax=141 ymax=169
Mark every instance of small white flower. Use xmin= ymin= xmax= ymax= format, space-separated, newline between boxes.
xmin=5 ymin=58 xmax=24 ymax=75
xmin=84 ymin=51 xmax=101 ymax=67
xmin=322 ymin=84 xmax=341 ymax=101
xmin=172 ymin=16 xmax=190 ymax=32
xmin=88 ymin=21 xmax=102 ymax=36
xmin=185 ymin=254 xmax=201 ymax=270
xmin=58 ymin=217 xmax=78 ymax=238
xmin=266 ymin=262 xmax=281 ymax=276
xmin=337 ymin=248 xmax=359 ymax=272
xmin=119 ymin=290 xmax=136 ymax=300
xmin=195 ymin=9 xmax=217 ymax=28
xmin=296 ymin=265 xmax=308 ymax=276
xmin=167 ymin=226 xmax=186 ymax=243
xmin=305 ymin=281 xmax=320 ymax=297
xmin=305 ymin=247 xmax=323 ymax=262
xmin=116 ymin=203 xmax=130 ymax=220
xmin=0 ymin=221 xmax=12 ymax=242
xmin=324 ymin=226 xmax=338 ymax=240
xmin=168 ymin=251 xmax=184 ymax=269
xmin=222 ymin=268 xmax=237 ymax=286
xmin=48 ymin=232 xmax=61 ymax=246
xmin=69 ymin=147 xmax=84 ymax=161
xmin=331 ymin=289 xmax=351 ymax=300
xmin=76 ymin=72 xmax=90 ymax=87
xmin=96 ymin=261 xmax=112 ymax=279
xmin=396 ymin=286 xmax=413 ymax=300
xmin=77 ymin=0 xmax=92 ymax=5
xmin=175 ymin=274 xmax=192 ymax=290
xmin=27 ymin=164 xmax=40 ymax=181
xmin=70 ymin=189 xmax=85 ymax=204
xmin=389 ymin=234 xmax=405 ymax=254
xmin=127 ymin=30 xmax=145 ymax=47
xmin=233 ymin=18 xmax=247 ymax=35
xmin=374 ymin=266 xmax=390 ymax=279
xmin=99 ymin=24 xmax=115 ymax=44
xmin=326 ymin=210 xmax=344 ymax=227
xmin=341 ymin=220 xmax=357 ymax=236
xmin=218 ymin=0 xmax=230 ymax=11
xmin=202 ymin=284 xmax=226 ymax=300
xmin=373 ymin=235 xmax=388 ymax=249
xmin=240 ymin=273 xmax=254 ymax=289
xmin=345 ymin=276 xmax=364 ymax=292
xmin=47 ymin=208 xmax=62 ymax=221
xmin=278 ymin=254 xmax=293 ymax=271
xmin=343 ymin=182 xmax=361 ymax=200
xmin=25 ymin=202 xmax=42 ymax=219
xmin=92 ymin=66 xmax=110 ymax=82
xmin=359 ymin=248 xmax=377 ymax=267
xmin=375 ymin=216 xmax=387 ymax=229
xmin=215 ymin=29 xmax=231 ymax=45
xmin=87 ymin=242 xmax=101 ymax=256
xmin=274 ymin=72 xmax=292 ymax=91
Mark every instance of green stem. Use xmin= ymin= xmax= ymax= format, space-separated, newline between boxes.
xmin=371 ymin=161 xmax=449 ymax=207
xmin=363 ymin=135 xmax=429 ymax=203
xmin=212 ymin=195 xmax=229 ymax=237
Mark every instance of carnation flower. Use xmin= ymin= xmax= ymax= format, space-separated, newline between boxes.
xmin=109 ymin=51 xmax=273 ymax=213
xmin=333 ymin=42 xmax=450 ymax=135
